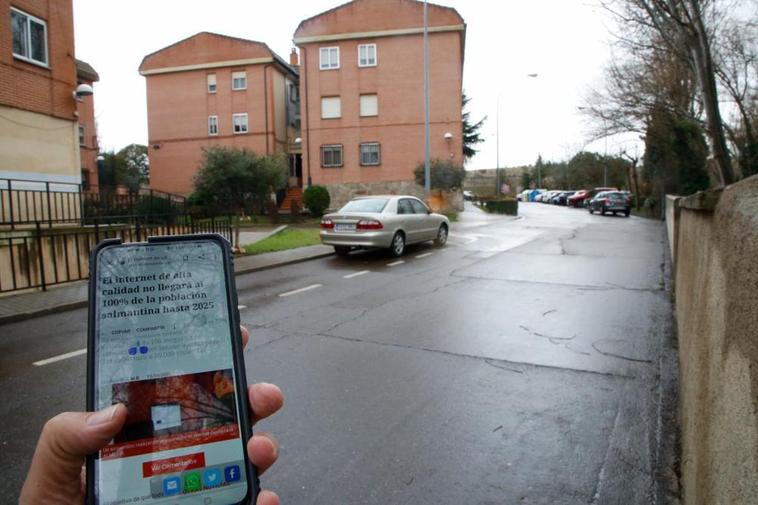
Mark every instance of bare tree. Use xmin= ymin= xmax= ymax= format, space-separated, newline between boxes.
xmin=621 ymin=149 xmax=643 ymax=209
xmin=596 ymin=0 xmax=738 ymax=186
xmin=713 ymin=13 xmax=758 ymax=175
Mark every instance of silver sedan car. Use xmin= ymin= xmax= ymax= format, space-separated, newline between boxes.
xmin=320 ymin=195 xmax=450 ymax=257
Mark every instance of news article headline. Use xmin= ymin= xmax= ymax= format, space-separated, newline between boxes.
xmin=100 ymin=271 xmax=216 ymax=320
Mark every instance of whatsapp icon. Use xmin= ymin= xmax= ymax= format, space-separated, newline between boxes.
xmin=183 ymin=472 xmax=201 ymax=493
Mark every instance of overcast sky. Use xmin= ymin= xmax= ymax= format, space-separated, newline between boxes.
xmin=73 ymin=0 xmax=639 ymax=170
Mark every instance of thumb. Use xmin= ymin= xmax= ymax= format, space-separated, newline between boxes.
xmin=20 ymin=404 xmax=127 ymax=505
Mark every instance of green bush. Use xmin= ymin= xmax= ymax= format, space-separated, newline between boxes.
xmin=134 ymin=196 xmax=180 ymax=217
xmin=191 ymin=147 xmax=288 ymax=215
xmin=482 ymin=198 xmax=518 ymax=215
xmin=414 ymin=159 xmax=466 ymax=190
xmin=303 ymin=185 xmax=331 ymax=216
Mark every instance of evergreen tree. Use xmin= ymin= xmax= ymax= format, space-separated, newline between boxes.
xmin=643 ymin=106 xmax=710 ymax=198
xmin=462 ymin=93 xmax=486 ymax=161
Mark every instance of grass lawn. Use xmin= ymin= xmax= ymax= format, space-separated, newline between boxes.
xmin=243 ymin=227 xmax=322 ymax=255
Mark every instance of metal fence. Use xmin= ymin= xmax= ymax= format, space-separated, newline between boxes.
xmin=0 ymin=214 xmax=233 ymax=293
xmin=0 ymin=178 xmax=186 ymax=228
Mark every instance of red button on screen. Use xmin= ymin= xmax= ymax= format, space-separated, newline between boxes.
xmin=142 ymin=452 xmax=205 ymax=477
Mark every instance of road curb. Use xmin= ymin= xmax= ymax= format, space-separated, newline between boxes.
xmin=233 ymin=250 xmax=335 ymax=276
xmin=0 ymin=300 xmax=90 ymax=326
xmin=0 ymin=250 xmax=335 ymax=326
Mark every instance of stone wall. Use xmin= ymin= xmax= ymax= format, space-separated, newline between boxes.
xmin=667 ymin=175 xmax=758 ymax=505
xmin=323 ymin=181 xmax=463 ymax=213
xmin=665 ymin=194 xmax=681 ymax=268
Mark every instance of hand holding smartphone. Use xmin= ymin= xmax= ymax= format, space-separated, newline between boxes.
xmin=87 ymin=235 xmax=258 ymax=505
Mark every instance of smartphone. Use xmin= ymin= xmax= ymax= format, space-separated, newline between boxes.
xmin=86 ymin=234 xmax=257 ymax=505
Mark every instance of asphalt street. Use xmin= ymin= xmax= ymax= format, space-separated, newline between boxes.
xmin=0 ymin=202 xmax=677 ymax=504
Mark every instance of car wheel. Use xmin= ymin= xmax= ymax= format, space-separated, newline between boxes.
xmin=334 ymin=246 xmax=351 ymax=256
xmin=589 ymin=207 xmax=594 ymax=214
xmin=389 ymin=232 xmax=405 ymax=257
xmin=434 ymin=224 xmax=448 ymax=247
xmin=625 ymin=210 xmax=631 ymax=217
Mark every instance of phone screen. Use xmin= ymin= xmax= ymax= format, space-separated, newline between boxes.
xmin=92 ymin=240 xmax=249 ymax=505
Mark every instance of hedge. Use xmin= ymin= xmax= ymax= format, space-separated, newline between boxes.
xmin=482 ymin=198 xmax=518 ymax=215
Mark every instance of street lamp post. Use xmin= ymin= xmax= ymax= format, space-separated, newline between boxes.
xmin=603 ymin=127 xmax=608 ymax=187
xmin=577 ymin=107 xmax=608 ymax=187
xmin=496 ymin=94 xmax=501 ymax=195
xmin=495 ymin=74 xmax=538 ymax=196
xmin=423 ymin=0 xmax=431 ymax=195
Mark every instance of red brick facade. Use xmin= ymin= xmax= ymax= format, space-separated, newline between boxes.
xmin=0 ymin=0 xmax=76 ymax=121
xmin=76 ymin=60 xmax=99 ymax=191
xmin=140 ymin=33 xmax=300 ymax=196
xmin=294 ymin=0 xmax=465 ymax=190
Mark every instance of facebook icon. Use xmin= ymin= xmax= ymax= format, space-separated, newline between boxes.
xmin=224 ymin=465 xmax=241 ymax=482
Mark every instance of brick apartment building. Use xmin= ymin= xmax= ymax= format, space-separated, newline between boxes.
xmin=76 ymin=59 xmax=99 ymax=191
xmin=1 ymin=0 xmax=82 ymax=186
xmin=139 ymin=32 xmax=301 ymax=197
xmin=294 ymin=0 xmax=465 ymax=207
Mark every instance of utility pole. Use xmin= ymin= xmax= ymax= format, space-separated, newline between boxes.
xmin=423 ymin=0 xmax=431 ymax=195
xmin=603 ymin=121 xmax=608 ymax=187
xmin=496 ymin=94 xmax=500 ymax=195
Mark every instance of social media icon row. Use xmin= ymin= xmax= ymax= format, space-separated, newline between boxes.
xmin=153 ymin=464 xmax=242 ymax=498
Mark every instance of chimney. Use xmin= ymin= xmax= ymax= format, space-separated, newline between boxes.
xmin=289 ymin=48 xmax=299 ymax=66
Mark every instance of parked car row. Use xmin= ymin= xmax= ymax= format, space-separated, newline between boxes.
xmin=518 ymin=187 xmax=632 ymax=217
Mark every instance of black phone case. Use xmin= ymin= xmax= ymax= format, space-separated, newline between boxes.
xmin=86 ymin=234 xmax=259 ymax=505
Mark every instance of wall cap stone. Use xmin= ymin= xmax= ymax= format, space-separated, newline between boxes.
xmin=679 ymin=187 xmax=724 ymax=212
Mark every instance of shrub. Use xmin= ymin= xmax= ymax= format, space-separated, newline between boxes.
xmin=303 ymin=185 xmax=331 ymax=216
xmin=414 ymin=159 xmax=466 ymax=190
xmin=134 ymin=195 xmax=180 ymax=217
xmin=191 ymin=147 xmax=288 ymax=216
xmin=482 ymin=198 xmax=518 ymax=215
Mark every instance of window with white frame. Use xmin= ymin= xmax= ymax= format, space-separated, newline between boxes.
xmin=232 ymin=113 xmax=248 ymax=134
xmin=319 ymin=47 xmax=340 ymax=70
xmin=321 ymin=97 xmax=341 ymax=119
xmin=358 ymin=44 xmax=377 ymax=67
xmin=232 ymin=71 xmax=247 ymax=90
xmin=79 ymin=124 xmax=85 ymax=146
xmin=359 ymin=94 xmax=378 ymax=117
xmin=360 ymin=143 xmax=381 ymax=166
xmin=208 ymin=115 xmax=218 ymax=136
xmin=207 ymin=74 xmax=217 ymax=93
xmin=321 ymin=145 xmax=343 ymax=168
xmin=11 ymin=8 xmax=48 ymax=66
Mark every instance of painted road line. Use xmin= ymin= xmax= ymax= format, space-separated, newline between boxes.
xmin=415 ymin=252 xmax=433 ymax=259
xmin=344 ymin=270 xmax=370 ymax=279
xmin=238 ymin=305 xmax=247 ymax=309
xmin=387 ymin=260 xmax=405 ymax=267
xmin=279 ymin=284 xmax=323 ymax=297
xmin=33 ymin=348 xmax=87 ymax=367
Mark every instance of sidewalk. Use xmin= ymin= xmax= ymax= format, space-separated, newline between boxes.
xmin=0 ymin=244 xmax=334 ymax=325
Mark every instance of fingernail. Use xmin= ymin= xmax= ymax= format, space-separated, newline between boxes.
xmin=87 ymin=404 xmax=120 ymax=426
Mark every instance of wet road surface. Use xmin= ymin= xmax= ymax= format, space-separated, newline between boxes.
xmin=0 ymin=202 xmax=677 ymax=504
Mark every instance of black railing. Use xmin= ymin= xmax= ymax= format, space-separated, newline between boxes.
xmin=0 ymin=179 xmax=186 ymax=228
xmin=0 ymin=214 xmax=234 ymax=293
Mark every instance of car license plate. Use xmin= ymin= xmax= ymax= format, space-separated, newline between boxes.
xmin=335 ymin=223 xmax=356 ymax=232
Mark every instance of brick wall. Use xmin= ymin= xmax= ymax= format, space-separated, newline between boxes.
xmin=141 ymin=33 xmax=297 ymax=196
xmin=0 ymin=0 xmax=77 ymax=121
xmin=296 ymin=0 xmax=464 ymax=189
xmin=77 ymin=77 xmax=98 ymax=189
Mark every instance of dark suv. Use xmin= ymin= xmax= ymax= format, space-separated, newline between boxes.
xmin=588 ymin=191 xmax=632 ymax=217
